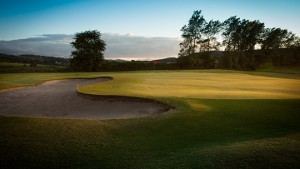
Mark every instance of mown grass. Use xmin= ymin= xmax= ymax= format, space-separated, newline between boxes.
xmin=78 ymin=70 xmax=300 ymax=99
xmin=0 ymin=70 xmax=300 ymax=168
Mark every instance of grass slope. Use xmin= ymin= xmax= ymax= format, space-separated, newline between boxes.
xmin=1 ymin=70 xmax=300 ymax=169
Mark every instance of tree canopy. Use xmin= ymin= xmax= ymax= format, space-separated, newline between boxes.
xmin=179 ymin=11 xmax=299 ymax=57
xmin=223 ymin=18 xmax=265 ymax=51
xmin=70 ymin=30 xmax=106 ymax=71
xmin=179 ymin=10 xmax=206 ymax=57
xmin=202 ymin=20 xmax=222 ymax=51
xmin=261 ymin=28 xmax=298 ymax=49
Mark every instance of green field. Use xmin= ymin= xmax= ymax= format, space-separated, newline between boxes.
xmin=1 ymin=70 xmax=300 ymax=168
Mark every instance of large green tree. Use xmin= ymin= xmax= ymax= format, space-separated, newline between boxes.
xmin=70 ymin=30 xmax=106 ymax=71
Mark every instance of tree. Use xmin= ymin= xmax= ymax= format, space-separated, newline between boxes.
xmin=179 ymin=10 xmax=206 ymax=57
xmin=179 ymin=37 xmax=193 ymax=57
xmin=202 ymin=20 xmax=222 ymax=51
xmin=222 ymin=17 xmax=264 ymax=51
xmin=293 ymin=37 xmax=300 ymax=47
xmin=222 ymin=16 xmax=241 ymax=51
xmin=239 ymin=19 xmax=264 ymax=51
xmin=261 ymin=28 xmax=298 ymax=49
xmin=70 ymin=30 xmax=106 ymax=71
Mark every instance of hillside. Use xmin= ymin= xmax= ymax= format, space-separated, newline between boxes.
xmin=0 ymin=53 xmax=69 ymax=66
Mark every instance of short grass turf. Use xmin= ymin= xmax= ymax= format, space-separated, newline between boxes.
xmin=0 ymin=69 xmax=300 ymax=169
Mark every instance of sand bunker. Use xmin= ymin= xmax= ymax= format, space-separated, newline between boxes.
xmin=0 ymin=77 xmax=171 ymax=119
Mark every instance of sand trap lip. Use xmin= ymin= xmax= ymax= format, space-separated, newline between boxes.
xmin=0 ymin=77 xmax=172 ymax=119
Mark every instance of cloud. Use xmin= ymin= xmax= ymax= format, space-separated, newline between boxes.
xmin=0 ymin=34 xmax=73 ymax=57
xmin=0 ymin=33 xmax=180 ymax=60
xmin=102 ymin=33 xmax=180 ymax=60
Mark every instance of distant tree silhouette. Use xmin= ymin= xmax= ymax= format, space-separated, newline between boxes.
xmin=223 ymin=17 xmax=264 ymax=51
xmin=261 ymin=28 xmax=298 ymax=49
xmin=179 ymin=10 xmax=206 ymax=57
xmin=242 ymin=20 xmax=265 ymax=51
xmin=177 ymin=10 xmax=300 ymax=70
xmin=70 ymin=30 xmax=106 ymax=71
xmin=222 ymin=16 xmax=241 ymax=51
xmin=202 ymin=20 xmax=222 ymax=51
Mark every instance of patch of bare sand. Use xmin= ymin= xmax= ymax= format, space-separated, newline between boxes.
xmin=0 ymin=77 xmax=171 ymax=119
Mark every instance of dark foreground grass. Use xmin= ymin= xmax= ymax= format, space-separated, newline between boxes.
xmin=1 ymin=99 xmax=299 ymax=169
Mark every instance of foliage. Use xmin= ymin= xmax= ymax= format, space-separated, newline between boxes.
xmin=179 ymin=10 xmax=206 ymax=56
xmin=1 ymin=48 xmax=299 ymax=73
xmin=222 ymin=16 xmax=241 ymax=51
xmin=261 ymin=28 xmax=298 ymax=49
xmin=202 ymin=20 xmax=222 ymax=51
xmin=179 ymin=11 xmax=299 ymax=61
xmin=176 ymin=47 xmax=300 ymax=70
xmin=70 ymin=30 xmax=106 ymax=71
xmin=222 ymin=17 xmax=265 ymax=51
xmin=100 ymin=48 xmax=300 ymax=71
xmin=178 ymin=10 xmax=300 ymax=70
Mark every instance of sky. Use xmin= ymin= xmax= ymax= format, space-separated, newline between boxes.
xmin=0 ymin=0 xmax=300 ymax=60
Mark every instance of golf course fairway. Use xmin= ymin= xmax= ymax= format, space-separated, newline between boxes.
xmin=0 ymin=69 xmax=300 ymax=168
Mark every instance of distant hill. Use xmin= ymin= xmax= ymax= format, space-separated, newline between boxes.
xmin=107 ymin=57 xmax=178 ymax=63
xmin=156 ymin=57 xmax=177 ymax=63
xmin=0 ymin=53 xmax=178 ymax=65
xmin=0 ymin=53 xmax=179 ymax=73
xmin=0 ymin=53 xmax=69 ymax=66
xmin=107 ymin=59 xmax=129 ymax=63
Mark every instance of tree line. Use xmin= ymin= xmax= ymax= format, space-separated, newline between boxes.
xmin=176 ymin=47 xmax=300 ymax=70
xmin=68 ymin=11 xmax=300 ymax=72
xmin=177 ymin=10 xmax=300 ymax=70
xmin=179 ymin=10 xmax=299 ymax=56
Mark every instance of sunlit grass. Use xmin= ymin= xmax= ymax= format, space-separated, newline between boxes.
xmin=1 ymin=69 xmax=300 ymax=168
xmin=78 ymin=70 xmax=300 ymax=99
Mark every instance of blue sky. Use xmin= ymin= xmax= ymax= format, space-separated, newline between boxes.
xmin=1 ymin=0 xmax=300 ymax=40
xmin=0 ymin=0 xmax=300 ymax=59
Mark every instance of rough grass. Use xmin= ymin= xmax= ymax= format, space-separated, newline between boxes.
xmin=0 ymin=70 xmax=300 ymax=169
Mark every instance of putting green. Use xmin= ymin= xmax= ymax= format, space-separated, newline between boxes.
xmin=78 ymin=70 xmax=300 ymax=99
